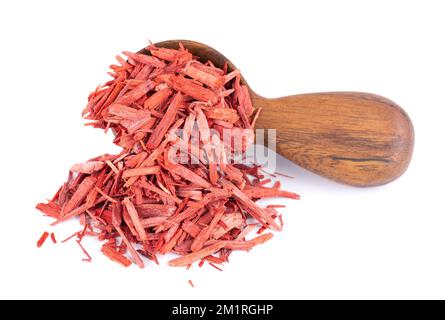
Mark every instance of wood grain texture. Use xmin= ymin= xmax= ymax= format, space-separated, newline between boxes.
xmin=154 ymin=40 xmax=414 ymax=186
xmin=252 ymin=92 xmax=414 ymax=186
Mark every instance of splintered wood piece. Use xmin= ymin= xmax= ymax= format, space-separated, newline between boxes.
xmin=146 ymin=92 xmax=182 ymax=149
xmin=37 ymin=232 xmax=49 ymax=248
xmin=101 ymin=244 xmax=132 ymax=267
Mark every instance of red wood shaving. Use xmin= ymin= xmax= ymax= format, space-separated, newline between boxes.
xmin=37 ymin=231 xmax=49 ymax=248
xmin=77 ymin=240 xmax=92 ymax=262
xmin=36 ymin=42 xmax=299 ymax=269
xmin=50 ymin=232 xmax=57 ymax=244
xmin=61 ymin=231 xmax=81 ymax=243
xmin=101 ymin=244 xmax=132 ymax=267
xmin=209 ymin=262 xmax=223 ymax=271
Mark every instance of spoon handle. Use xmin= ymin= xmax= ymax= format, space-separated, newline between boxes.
xmin=252 ymin=92 xmax=414 ymax=186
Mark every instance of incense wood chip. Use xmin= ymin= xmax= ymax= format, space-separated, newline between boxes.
xmin=77 ymin=240 xmax=92 ymax=262
xmin=123 ymin=197 xmax=147 ymax=241
xmin=62 ymin=176 xmax=97 ymax=216
xmin=70 ymin=161 xmax=105 ymax=174
xmin=122 ymin=166 xmax=161 ymax=178
xmin=37 ymin=232 xmax=49 ymax=248
xmin=168 ymin=233 xmax=273 ymax=267
xmin=146 ymin=92 xmax=182 ymax=149
xmin=101 ymin=244 xmax=132 ymax=267
xmin=243 ymin=186 xmax=300 ymax=200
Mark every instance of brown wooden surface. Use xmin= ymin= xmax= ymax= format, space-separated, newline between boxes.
xmin=252 ymin=92 xmax=414 ymax=186
xmin=154 ymin=40 xmax=414 ymax=186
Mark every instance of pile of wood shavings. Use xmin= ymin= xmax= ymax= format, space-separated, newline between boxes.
xmin=36 ymin=42 xmax=299 ymax=269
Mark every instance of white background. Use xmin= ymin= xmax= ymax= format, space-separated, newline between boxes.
xmin=0 ymin=0 xmax=444 ymax=299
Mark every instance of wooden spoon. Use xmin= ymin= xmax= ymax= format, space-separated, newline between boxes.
xmin=144 ymin=40 xmax=414 ymax=187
